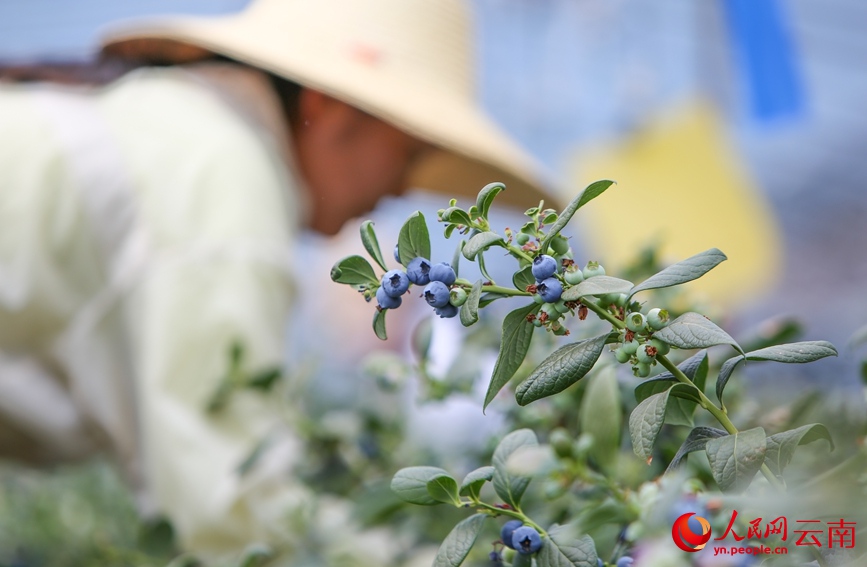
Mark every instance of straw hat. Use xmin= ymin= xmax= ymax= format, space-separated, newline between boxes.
xmin=100 ymin=0 xmax=558 ymax=209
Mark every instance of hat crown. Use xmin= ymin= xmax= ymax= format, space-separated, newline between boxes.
xmin=244 ymin=0 xmax=474 ymax=98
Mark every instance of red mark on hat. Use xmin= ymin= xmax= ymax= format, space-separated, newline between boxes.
xmin=348 ymin=42 xmax=382 ymax=66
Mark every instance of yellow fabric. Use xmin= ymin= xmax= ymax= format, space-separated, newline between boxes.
xmin=570 ymin=102 xmax=781 ymax=304
xmin=0 ymin=66 xmax=342 ymax=561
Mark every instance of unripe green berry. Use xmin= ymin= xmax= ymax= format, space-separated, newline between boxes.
xmin=614 ymin=348 xmax=632 ymax=363
xmin=583 ymin=261 xmax=606 ymax=279
xmin=552 ymin=322 xmax=568 ymax=336
xmin=649 ymin=338 xmax=670 ymax=356
xmin=549 ymin=427 xmax=573 ymax=458
xmin=626 ymin=312 xmax=647 ymax=333
xmin=541 ymin=303 xmax=561 ymax=321
xmin=532 ymin=317 xmax=543 ymax=327
xmin=550 ymin=235 xmax=570 ymax=255
xmin=449 ymin=287 xmax=468 ymax=307
xmin=516 ymin=233 xmax=530 ymax=245
xmin=635 ymin=343 xmax=655 ymax=363
xmin=564 ymin=265 xmax=584 ymax=285
xmin=554 ymin=300 xmax=570 ymax=314
xmin=647 ymin=307 xmax=670 ymax=330
xmin=633 ymin=362 xmax=651 ymax=378
xmin=533 ymin=293 xmax=546 ymax=304
xmin=620 ymin=339 xmax=639 ymax=355
xmin=600 ymin=293 xmax=622 ymax=307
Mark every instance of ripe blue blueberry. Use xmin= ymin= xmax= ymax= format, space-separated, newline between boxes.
xmin=597 ymin=559 xmax=604 ymax=567
xmin=429 ymin=262 xmax=456 ymax=286
xmin=512 ymin=526 xmax=542 ymax=554
xmin=424 ymin=281 xmax=451 ymax=308
xmin=532 ymin=254 xmax=558 ymax=281
xmin=616 ymin=557 xmax=634 ymax=567
xmin=393 ymin=244 xmax=401 ymax=264
xmin=381 ymin=270 xmax=409 ymax=298
xmin=537 ymin=277 xmax=563 ymax=303
xmin=500 ymin=520 xmax=523 ymax=550
xmin=406 ymin=257 xmax=432 ymax=285
xmin=376 ymin=286 xmax=401 ymax=310
xmin=434 ymin=303 xmax=458 ymax=318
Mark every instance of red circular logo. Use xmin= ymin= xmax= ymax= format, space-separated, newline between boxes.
xmin=672 ymin=512 xmax=712 ymax=552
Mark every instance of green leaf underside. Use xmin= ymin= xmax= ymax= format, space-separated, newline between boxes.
xmin=512 ymin=264 xmax=535 ymax=291
xmin=628 ymin=248 xmax=727 ymax=298
xmin=442 ymin=207 xmax=473 ymax=227
xmin=476 ymin=182 xmax=505 ymax=219
xmin=538 ymin=525 xmax=598 ymax=567
xmin=330 ymin=255 xmax=378 ymax=285
xmin=705 ymin=427 xmax=767 ymax=492
xmin=580 ymin=367 xmax=622 ymax=470
xmin=629 ymin=384 xmax=697 ymax=463
xmin=427 ymin=474 xmax=461 ymax=506
xmin=654 ymin=312 xmax=743 ymax=354
xmin=459 ymin=466 xmax=494 ymax=499
xmin=463 ymin=231 xmax=505 ymax=260
xmin=484 ymin=303 xmax=539 ymax=410
xmin=398 ymin=211 xmax=431 ymax=266
xmin=633 ymin=378 xmax=698 ymax=427
xmin=460 ymin=280 xmax=483 ymax=327
xmin=492 ymin=429 xmax=538 ymax=508
xmin=716 ymin=341 xmax=838 ymax=405
xmin=433 ymin=513 xmax=487 ymax=567
xmin=516 ymin=334 xmax=608 ymax=406
xmin=764 ymin=424 xmax=834 ymax=477
xmin=560 ymin=276 xmax=634 ymax=302
xmin=360 ymin=220 xmax=388 ymax=271
xmin=666 ymin=427 xmax=728 ymax=473
xmin=391 ymin=466 xmax=452 ymax=505
xmin=373 ymin=308 xmax=387 ymax=341
xmin=540 ymin=179 xmax=615 ymax=254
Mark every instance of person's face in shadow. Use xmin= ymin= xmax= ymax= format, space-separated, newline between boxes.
xmin=293 ymin=89 xmax=432 ymax=235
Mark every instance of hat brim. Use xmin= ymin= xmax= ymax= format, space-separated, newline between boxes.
xmin=101 ymin=13 xmax=562 ymax=210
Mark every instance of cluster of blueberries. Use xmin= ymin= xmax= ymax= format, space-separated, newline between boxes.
xmin=375 ymin=252 xmax=467 ymax=318
xmin=499 ymin=520 xmax=633 ymax=565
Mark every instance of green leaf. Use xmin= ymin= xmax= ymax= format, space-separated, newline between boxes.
xmin=628 ymin=248 xmax=727 ymax=298
xmin=477 ymin=250 xmax=495 ymax=283
xmin=716 ymin=341 xmax=838 ymax=406
xmin=560 ymin=276 xmax=634 ymax=302
xmin=492 ymin=429 xmax=538 ymax=508
xmin=397 ymin=211 xmax=431 ymax=265
xmin=629 ymin=385 xmax=697 ymax=464
xmin=463 ymin=231 xmax=505 ymax=260
xmin=537 ymin=524 xmax=598 ymax=567
xmin=484 ymin=303 xmax=539 ymax=411
xmin=373 ymin=308 xmax=387 ymax=341
xmin=246 ymin=367 xmax=281 ymax=391
xmin=433 ymin=514 xmax=487 ymax=567
xmin=427 ymin=474 xmax=461 ymax=506
xmin=653 ymin=312 xmax=743 ymax=354
xmin=516 ymin=335 xmax=608 ymax=406
xmin=666 ymin=427 xmax=727 ymax=473
xmin=391 ymin=466 xmax=453 ymax=505
xmin=452 ymin=240 xmax=463 ymax=278
xmin=705 ymin=428 xmax=767 ymax=492
xmin=360 ymin=220 xmax=388 ymax=271
xmin=715 ymin=355 xmax=745 ymax=406
xmin=540 ymin=179 xmax=616 ymax=254
xmin=633 ymin=378 xmax=697 ymax=427
xmin=764 ymin=424 xmax=834 ymax=477
xmin=744 ymin=341 xmax=838 ymax=363
xmin=330 ymin=255 xmax=378 ymax=285
xmin=512 ymin=264 xmax=535 ymax=291
xmin=459 ymin=466 xmax=494 ymax=499
xmin=579 ymin=366 xmax=621 ymax=470
xmin=460 ymin=280 xmax=483 ymax=327
xmin=476 ymin=181 xmax=506 ymax=219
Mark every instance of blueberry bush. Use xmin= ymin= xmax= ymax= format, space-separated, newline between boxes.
xmin=331 ymin=181 xmax=862 ymax=567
